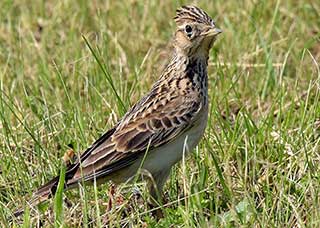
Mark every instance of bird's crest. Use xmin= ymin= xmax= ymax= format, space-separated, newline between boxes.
xmin=174 ymin=5 xmax=215 ymax=26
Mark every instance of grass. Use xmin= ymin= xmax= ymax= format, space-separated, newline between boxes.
xmin=0 ymin=0 xmax=319 ymax=226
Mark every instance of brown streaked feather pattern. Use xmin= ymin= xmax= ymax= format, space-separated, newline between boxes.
xmin=72 ymin=51 xmax=209 ymax=182
xmin=174 ymin=5 xmax=215 ymax=26
xmin=76 ymin=79 xmax=203 ymax=174
xmin=14 ymin=5 xmax=222 ymax=218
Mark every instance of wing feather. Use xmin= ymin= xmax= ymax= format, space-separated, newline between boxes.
xmin=68 ymin=89 xmax=202 ymax=184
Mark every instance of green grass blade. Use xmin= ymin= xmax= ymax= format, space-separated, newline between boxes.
xmin=82 ymin=35 xmax=126 ymax=115
xmin=54 ymin=163 xmax=66 ymax=228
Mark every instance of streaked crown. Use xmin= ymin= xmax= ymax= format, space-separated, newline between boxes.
xmin=174 ymin=5 xmax=216 ymax=27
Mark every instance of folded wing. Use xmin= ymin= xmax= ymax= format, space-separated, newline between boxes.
xmin=67 ymin=90 xmax=202 ymax=184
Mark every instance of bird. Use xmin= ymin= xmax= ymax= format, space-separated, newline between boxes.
xmin=14 ymin=5 xmax=222 ymax=217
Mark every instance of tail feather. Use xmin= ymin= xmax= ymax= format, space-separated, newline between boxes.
xmin=12 ymin=127 xmax=117 ymax=219
xmin=13 ymin=176 xmax=60 ymax=218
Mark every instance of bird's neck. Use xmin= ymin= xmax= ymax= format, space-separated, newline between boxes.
xmin=160 ymin=51 xmax=209 ymax=80
xmin=156 ymin=51 xmax=209 ymax=104
xmin=183 ymin=54 xmax=209 ymax=102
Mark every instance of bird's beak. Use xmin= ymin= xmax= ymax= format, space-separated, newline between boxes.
xmin=202 ymin=26 xmax=222 ymax=37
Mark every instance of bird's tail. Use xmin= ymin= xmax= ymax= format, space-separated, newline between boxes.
xmin=13 ymin=176 xmax=60 ymax=218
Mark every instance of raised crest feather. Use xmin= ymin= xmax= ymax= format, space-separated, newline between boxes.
xmin=174 ymin=5 xmax=216 ymax=26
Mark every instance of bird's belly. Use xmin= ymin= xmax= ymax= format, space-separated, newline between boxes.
xmin=108 ymin=106 xmax=208 ymax=183
xmin=142 ymin=106 xmax=208 ymax=173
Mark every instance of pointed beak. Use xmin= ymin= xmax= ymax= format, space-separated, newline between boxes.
xmin=202 ymin=26 xmax=223 ymax=37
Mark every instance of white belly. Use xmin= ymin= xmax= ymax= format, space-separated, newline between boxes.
xmin=108 ymin=105 xmax=208 ymax=184
xmin=142 ymin=105 xmax=208 ymax=174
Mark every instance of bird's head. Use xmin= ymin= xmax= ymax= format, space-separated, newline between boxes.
xmin=174 ymin=5 xmax=222 ymax=58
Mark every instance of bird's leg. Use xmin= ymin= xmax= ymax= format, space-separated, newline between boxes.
xmin=106 ymin=184 xmax=116 ymax=212
xmin=148 ymin=186 xmax=165 ymax=219
xmin=146 ymin=169 xmax=171 ymax=219
xmin=102 ymin=184 xmax=117 ymax=225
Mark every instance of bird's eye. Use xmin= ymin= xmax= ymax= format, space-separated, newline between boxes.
xmin=185 ymin=25 xmax=193 ymax=38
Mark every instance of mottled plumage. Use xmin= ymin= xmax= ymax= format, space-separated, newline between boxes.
xmin=14 ymin=5 xmax=222 ymax=217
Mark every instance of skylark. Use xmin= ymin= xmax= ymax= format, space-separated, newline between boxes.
xmin=15 ymin=5 xmax=222 ymax=216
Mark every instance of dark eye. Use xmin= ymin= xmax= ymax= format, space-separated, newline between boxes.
xmin=185 ymin=25 xmax=193 ymax=37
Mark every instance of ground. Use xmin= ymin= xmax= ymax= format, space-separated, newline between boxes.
xmin=0 ymin=0 xmax=319 ymax=227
